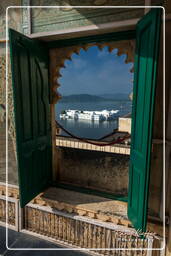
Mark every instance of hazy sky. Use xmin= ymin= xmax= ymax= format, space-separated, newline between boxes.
xmin=58 ymin=46 xmax=133 ymax=96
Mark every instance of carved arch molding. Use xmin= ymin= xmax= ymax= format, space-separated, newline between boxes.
xmin=49 ymin=39 xmax=135 ymax=104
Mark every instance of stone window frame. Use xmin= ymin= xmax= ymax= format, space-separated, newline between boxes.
xmin=49 ymin=38 xmax=135 ymax=183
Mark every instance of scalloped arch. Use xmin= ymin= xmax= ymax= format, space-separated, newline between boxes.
xmin=49 ymin=40 xmax=135 ymax=104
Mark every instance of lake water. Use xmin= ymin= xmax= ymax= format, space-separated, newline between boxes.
xmin=55 ymin=101 xmax=132 ymax=139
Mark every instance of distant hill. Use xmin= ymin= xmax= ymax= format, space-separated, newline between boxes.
xmin=60 ymin=93 xmax=130 ymax=103
xmin=99 ymin=93 xmax=130 ymax=101
xmin=60 ymin=94 xmax=106 ymax=103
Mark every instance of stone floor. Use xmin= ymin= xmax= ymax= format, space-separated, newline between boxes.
xmin=43 ymin=187 xmax=128 ymax=219
xmin=0 ymin=226 xmax=89 ymax=256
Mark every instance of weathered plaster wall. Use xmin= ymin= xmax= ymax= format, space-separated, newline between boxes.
xmin=24 ymin=0 xmax=162 ymax=35
xmin=0 ymin=0 xmax=23 ymax=39
xmin=58 ymin=148 xmax=129 ymax=196
xmin=0 ymin=55 xmax=18 ymax=185
xmin=31 ymin=0 xmax=145 ymax=34
xmin=0 ymin=0 xmax=23 ymax=185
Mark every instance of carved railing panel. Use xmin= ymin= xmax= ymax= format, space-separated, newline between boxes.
xmin=23 ymin=203 xmax=163 ymax=253
xmin=0 ymin=200 xmax=15 ymax=226
xmin=0 ymin=184 xmax=19 ymax=230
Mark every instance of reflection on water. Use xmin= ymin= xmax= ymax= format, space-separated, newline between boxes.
xmin=56 ymin=101 xmax=132 ymax=139
xmin=58 ymin=119 xmax=118 ymax=139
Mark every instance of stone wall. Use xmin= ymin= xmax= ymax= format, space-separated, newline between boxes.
xmin=58 ymin=148 xmax=129 ymax=196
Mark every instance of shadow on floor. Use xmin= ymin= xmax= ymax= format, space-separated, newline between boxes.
xmin=0 ymin=226 xmax=89 ymax=256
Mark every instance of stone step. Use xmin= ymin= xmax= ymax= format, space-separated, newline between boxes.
xmin=39 ymin=187 xmax=130 ymax=227
xmin=0 ymin=184 xmax=164 ymax=253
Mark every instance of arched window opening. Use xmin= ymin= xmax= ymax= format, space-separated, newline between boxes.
xmin=54 ymin=43 xmax=134 ymax=198
xmin=56 ymin=45 xmax=133 ymax=141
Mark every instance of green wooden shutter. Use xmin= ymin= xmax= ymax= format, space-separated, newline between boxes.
xmin=9 ymin=29 xmax=52 ymax=207
xmin=128 ymin=9 xmax=161 ymax=232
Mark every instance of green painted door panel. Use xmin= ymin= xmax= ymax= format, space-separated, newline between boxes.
xmin=128 ymin=8 xmax=161 ymax=232
xmin=9 ymin=29 xmax=52 ymax=208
